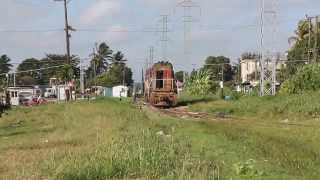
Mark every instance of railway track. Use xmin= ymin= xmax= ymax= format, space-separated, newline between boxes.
xmin=142 ymin=102 xmax=320 ymax=129
xmin=146 ymin=103 xmax=231 ymax=122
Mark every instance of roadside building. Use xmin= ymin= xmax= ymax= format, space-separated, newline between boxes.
xmin=240 ymin=57 xmax=286 ymax=87
xmin=240 ymin=58 xmax=259 ymax=86
xmin=112 ymin=85 xmax=129 ymax=98
xmin=56 ymin=85 xmax=72 ymax=101
xmin=6 ymin=87 xmax=41 ymax=106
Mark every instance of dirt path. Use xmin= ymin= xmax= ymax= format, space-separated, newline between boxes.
xmin=146 ymin=104 xmax=233 ymax=122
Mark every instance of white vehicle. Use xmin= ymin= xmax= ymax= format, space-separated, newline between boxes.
xmin=18 ymin=91 xmax=33 ymax=104
xmin=6 ymin=87 xmax=42 ymax=106
xmin=44 ymin=88 xmax=56 ymax=98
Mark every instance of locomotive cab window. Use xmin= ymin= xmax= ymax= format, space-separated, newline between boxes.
xmin=156 ymin=71 xmax=164 ymax=89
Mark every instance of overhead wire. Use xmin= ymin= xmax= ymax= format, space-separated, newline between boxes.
xmin=0 ymin=64 xmax=72 ymax=76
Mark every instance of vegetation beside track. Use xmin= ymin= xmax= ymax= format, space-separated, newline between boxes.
xmin=184 ymin=91 xmax=320 ymax=179
xmin=0 ymin=97 xmax=320 ymax=179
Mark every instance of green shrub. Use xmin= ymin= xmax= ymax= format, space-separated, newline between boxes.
xmin=185 ymin=70 xmax=212 ymax=96
xmin=281 ymin=64 xmax=320 ymax=94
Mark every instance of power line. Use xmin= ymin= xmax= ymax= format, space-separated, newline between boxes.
xmin=0 ymin=16 xmax=308 ymax=34
xmin=9 ymin=57 xmax=90 ymax=65
xmin=0 ymin=29 xmax=64 ymax=33
xmin=12 ymin=0 xmax=55 ymax=7
xmin=0 ymin=64 xmax=70 ymax=76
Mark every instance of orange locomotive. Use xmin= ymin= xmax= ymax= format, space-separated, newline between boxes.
xmin=144 ymin=62 xmax=178 ymax=107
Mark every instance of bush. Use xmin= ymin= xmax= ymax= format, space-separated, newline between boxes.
xmin=280 ymin=64 xmax=320 ymax=94
xmin=185 ymin=70 xmax=211 ymax=96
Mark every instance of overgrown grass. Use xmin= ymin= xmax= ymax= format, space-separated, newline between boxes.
xmin=1 ymin=96 xmax=320 ymax=179
xmin=47 ymin=131 xmax=216 ymax=180
xmin=185 ymin=91 xmax=320 ymax=179
xmin=0 ymin=98 xmax=217 ymax=179
xmin=190 ymin=91 xmax=320 ymax=121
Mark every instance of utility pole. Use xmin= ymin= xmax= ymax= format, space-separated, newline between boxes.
xmin=221 ymin=64 xmax=224 ymax=98
xmin=54 ymin=0 xmax=74 ymax=64
xmin=183 ymin=71 xmax=186 ymax=83
xmin=307 ymin=15 xmax=312 ymax=64
xmin=314 ymin=16 xmax=319 ymax=63
xmin=122 ymin=68 xmax=125 ymax=86
xmin=80 ymin=59 xmax=84 ymax=99
xmin=92 ymin=47 xmax=97 ymax=87
xmin=13 ymin=73 xmax=16 ymax=87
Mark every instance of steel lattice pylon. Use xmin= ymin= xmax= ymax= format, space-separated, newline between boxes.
xmin=259 ymin=0 xmax=278 ymax=96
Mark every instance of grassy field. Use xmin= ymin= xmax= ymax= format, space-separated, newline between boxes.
xmin=0 ymin=96 xmax=320 ymax=179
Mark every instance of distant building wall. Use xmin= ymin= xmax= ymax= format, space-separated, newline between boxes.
xmin=240 ymin=58 xmax=286 ymax=85
xmin=240 ymin=59 xmax=259 ymax=83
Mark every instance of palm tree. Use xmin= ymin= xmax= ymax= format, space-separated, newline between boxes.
xmin=288 ymin=20 xmax=311 ymax=46
xmin=58 ymin=65 xmax=74 ymax=82
xmin=112 ymin=51 xmax=127 ymax=65
xmin=0 ymin=55 xmax=13 ymax=75
xmin=91 ymin=42 xmax=113 ymax=75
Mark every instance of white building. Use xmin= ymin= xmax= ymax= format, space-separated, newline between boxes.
xmin=240 ymin=57 xmax=287 ymax=86
xmin=240 ymin=59 xmax=259 ymax=85
xmin=112 ymin=85 xmax=129 ymax=98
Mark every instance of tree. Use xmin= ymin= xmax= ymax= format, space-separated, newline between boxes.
xmin=17 ymin=58 xmax=41 ymax=85
xmin=241 ymin=52 xmax=260 ymax=60
xmin=0 ymin=55 xmax=12 ymax=88
xmin=288 ymin=20 xmax=310 ymax=45
xmin=175 ymin=71 xmax=185 ymax=82
xmin=0 ymin=55 xmax=12 ymax=75
xmin=92 ymin=64 xmax=133 ymax=87
xmin=283 ymin=19 xmax=319 ymax=80
xmin=202 ymin=56 xmax=234 ymax=82
xmin=91 ymin=42 xmax=113 ymax=75
xmin=112 ymin=51 xmax=127 ymax=65
xmin=40 ymin=54 xmax=79 ymax=83
xmin=17 ymin=76 xmax=37 ymax=86
xmin=58 ymin=65 xmax=75 ymax=82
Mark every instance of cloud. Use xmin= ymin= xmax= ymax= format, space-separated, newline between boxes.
xmin=98 ymin=25 xmax=130 ymax=43
xmin=80 ymin=0 xmax=121 ymax=25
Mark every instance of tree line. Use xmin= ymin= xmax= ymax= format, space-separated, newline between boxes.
xmin=0 ymin=42 xmax=133 ymax=91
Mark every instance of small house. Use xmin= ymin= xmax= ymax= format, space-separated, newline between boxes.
xmin=112 ymin=85 xmax=129 ymax=98
xmin=56 ymin=85 xmax=71 ymax=101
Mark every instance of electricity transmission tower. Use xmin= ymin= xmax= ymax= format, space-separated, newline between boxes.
xmin=176 ymin=0 xmax=201 ymax=64
xmin=259 ymin=0 xmax=278 ymax=96
xmin=159 ymin=15 xmax=169 ymax=61
xmin=149 ymin=46 xmax=154 ymax=66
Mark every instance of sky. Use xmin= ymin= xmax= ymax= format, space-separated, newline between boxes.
xmin=0 ymin=0 xmax=320 ymax=81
